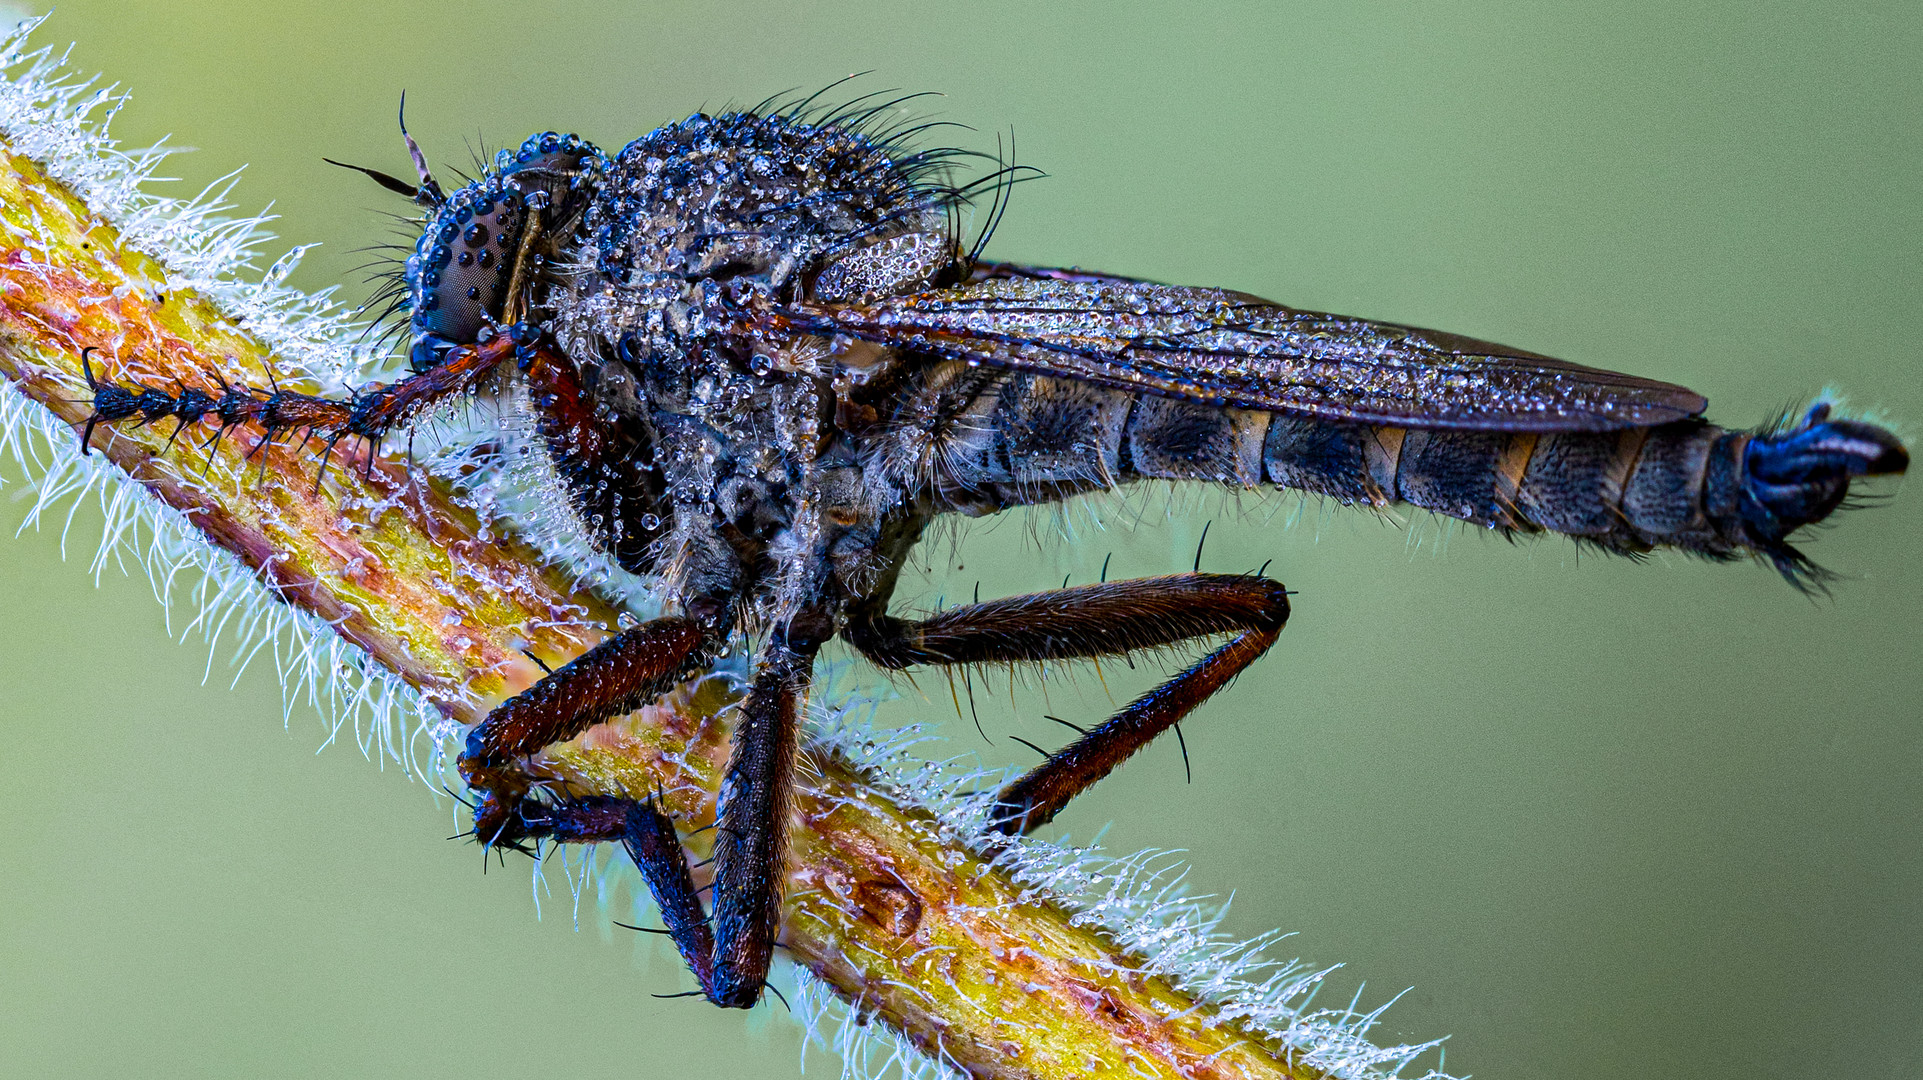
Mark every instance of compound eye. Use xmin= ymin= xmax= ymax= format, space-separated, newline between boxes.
xmin=405 ymin=180 xmax=529 ymax=365
xmin=399 ymin=133 xmax=603 ymax=369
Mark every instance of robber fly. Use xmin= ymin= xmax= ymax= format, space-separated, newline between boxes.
xmin=80 ymin=95 xmax=1908 ymax=1009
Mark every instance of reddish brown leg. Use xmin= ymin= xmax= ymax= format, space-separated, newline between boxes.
xmin=844 ymin=573 xmax=1290 ymax=835
xmin=458 ymin=616 xmax=711 ymax=847
xmin=708 ymin=633 xmax=814 ymax=1005
xmin=593 ymin=632 xmax=815 ymax=1008
xmin=451 ymin=627 xmax=812 ymax=1011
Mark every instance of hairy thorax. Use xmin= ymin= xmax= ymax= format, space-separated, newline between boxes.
xmin=542 ymin=111 xmax=955 ymax=627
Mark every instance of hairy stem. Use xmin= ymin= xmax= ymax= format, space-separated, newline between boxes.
xmin=0 ymin=104 xmax=1429 ymax=1080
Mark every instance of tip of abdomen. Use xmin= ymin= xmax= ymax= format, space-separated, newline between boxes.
xmin=1748 ymin=403 xmax=1908 ymax=486
xmin=1737 ymin=403 xmax=1907 ymax=585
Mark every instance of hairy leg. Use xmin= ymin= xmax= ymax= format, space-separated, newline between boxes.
xmin=556 ymin=631 xmax=816 ymax=1008
xmin=77 ymin=324 xmax=592 ymax=469
xmin=459 ymin=616 xmax=711 ymax=847
xmin=711 ymin=633 xmax=814 ymax=1004
xmin=844 ymin=573 xmax=1290 ymax=834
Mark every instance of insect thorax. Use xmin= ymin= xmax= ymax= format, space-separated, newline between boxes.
xmin=553 ymin=111 xmax=950 ymax=367
xmin=533 ymin=112 xmax=959 ymax=625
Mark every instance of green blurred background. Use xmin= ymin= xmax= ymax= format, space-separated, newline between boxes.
xmin=2 ymin=2 xmax=1918 ymax=1077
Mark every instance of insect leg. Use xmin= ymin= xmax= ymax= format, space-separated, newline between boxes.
xmin=586 ymin=633 xmax=812 ymax=1007
xmin=458 ymin=616 xmax=712 ymax=849
xmin=75 ymin=330 xmax=526 ymax=464
xmin=623 ymin=797 xmax=720 ymax=994
xmin=707 ymin=631 xmax=815 ymax=1007
xmin=844 ymin=573 xmax=1290 ymax=835
xmin=466 ymin=791 xmax=724 ymax=998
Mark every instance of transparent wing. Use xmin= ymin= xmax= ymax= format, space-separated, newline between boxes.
xmin=782 ymin=263 xmax=1706 ymax=432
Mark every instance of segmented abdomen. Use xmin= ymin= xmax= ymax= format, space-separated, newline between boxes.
xmin=1259 ymin=418 xmax=1747 ymax=558
xmin=905 ymin=366 xmax=1832 ymax=567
